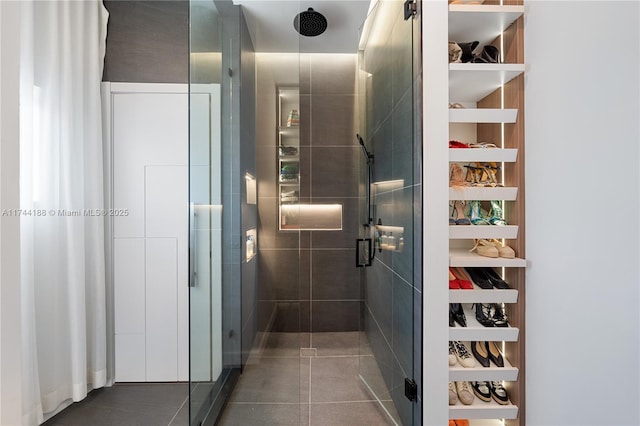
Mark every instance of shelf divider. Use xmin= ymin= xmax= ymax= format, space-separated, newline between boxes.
xmin=449 ymin=108 xmax=517 ymax=123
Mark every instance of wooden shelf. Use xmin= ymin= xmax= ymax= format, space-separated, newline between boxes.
xmin=449 ymin=186 xmax=517 ymax=201
xmin=450 ymin=354 xmax=519 ymax=382
xmin=449 ymin=224 xmax=518 ymax=240
xmin=449 ymin=63 xmax=525 ymax=102
xmin=450 ymin=398 xmax=518 ymax=420
xmin=449 ymin=108 xmax=517 ymax=123
xmin=449 ymin=4 xmax=524 ymax=48
xmin=450 ymin=249 xmax=526 ymax=268
xmin=449 ymin=285 xmax=518 ymax=304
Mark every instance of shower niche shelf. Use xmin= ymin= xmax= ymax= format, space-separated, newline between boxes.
xmin=277 ymin=86 xmax=301 ymax=230
xmin=275 ymin=85 xmax=342 ymax=232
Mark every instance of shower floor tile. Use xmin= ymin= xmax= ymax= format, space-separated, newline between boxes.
xmin=218 ymin=402 xmax=308 ymax=426
xmin=310 ymin=401 xmax=395 ymax=426
xmin=229 ymin=356 xmax=310 ymax=404
xmin=309 ymin=356 xmax=371 ymax=403
xmin=221 ymin=332 xmax=399 ymax=426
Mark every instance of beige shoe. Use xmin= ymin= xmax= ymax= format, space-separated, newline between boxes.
xmin=490 ymin=239 xmax=515 ymax=258
xmin=449 ymin=381 xmax=458 ymax=405
xmin=470 ymin=239 xmax=499 ymax=258
xmin=455 ymin=381 xmax=475 ymax=405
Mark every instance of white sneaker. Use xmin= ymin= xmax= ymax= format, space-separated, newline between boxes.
xmin=455 ymin=381 xmax=474 ymax=405
xmin=448 ymin=381 xmax=458 ymax=405
xmin=449 ymin=342 xmax=457 ymax=366
xmin=491 ymin=381 xmax=509 ymax=405
xmin=453 ymin=341 xmax=476 ymax=368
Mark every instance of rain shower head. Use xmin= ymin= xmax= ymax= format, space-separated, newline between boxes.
xmin=293 ymin=8 xmax=327 ymax=37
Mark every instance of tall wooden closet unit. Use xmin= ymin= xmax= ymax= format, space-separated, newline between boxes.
xmin=447 ymin=2 xmax=526 ymax=425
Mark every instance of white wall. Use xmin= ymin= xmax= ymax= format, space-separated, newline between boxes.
xmin=525 ymin=2 xmax=639 ymax=425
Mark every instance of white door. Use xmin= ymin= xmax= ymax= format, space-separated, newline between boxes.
xmin=107 ymin=83 xmax=220 ymax=382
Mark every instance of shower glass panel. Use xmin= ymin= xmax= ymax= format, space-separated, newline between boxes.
xmin=188 ymin=1 xmax=242 ymax=424
xmin=358 ymin=1 xmax=420 ymax=425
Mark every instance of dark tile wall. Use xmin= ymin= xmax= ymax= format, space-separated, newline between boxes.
xmin=360 ymin=2 xmax=422 ymax=425
xmin=256 ymin=54 xmax=361 ymax=334
xmin=102 ymin=1 xmax=189 ymax=83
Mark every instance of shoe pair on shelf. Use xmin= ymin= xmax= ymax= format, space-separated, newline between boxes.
xmin=449 ymin=341 xmax=475 ymax=368
xmin=449 ymin=41 xmax=500 ymax=64
xmin=450 ymin=163 xmax=504 ymax=188
xmin=470 ymin=340 xmax=505 ymax=367
xmin=449 ymin=200 xmax=508 ymax=227
xmin=470 ymin=238 xmax=515 ymax=258
xmin=469 ymin=200 xmax=508 ymax=226
xmin=464 ymin=162 xmax=503 ymax=187
xmin=471 ymin=381 xmax=509 ymax=405
xmin=449 ymin=381 xmax=474 ymax=405
xmin=449 ymin=303 xmax=466 ymax=327
xmin=465 ymin=267 xmax=510 ymax=289
xmin=449 ymin=139 xmax=498 ymax=149
xmin=449 ymin=267 xmax=473 ymax=289
xmin=475 ymin=303 xmax=508 ymax=327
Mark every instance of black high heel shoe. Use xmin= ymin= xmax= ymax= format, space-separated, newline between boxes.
xmin=464 ymin=268 xmax=493 ymax=289
xmin=487 ymin=341 xmax=505 ymax=367
xmin=491 ymin=303 xmax=508 ymax=327
xmin=482 ymin=267 xmax=510 ymax=289
xmin=470 ymin=45 xmax=501 ymax=64
xmin=450 ymin=303 xmax=467 ymax=327
xmin=482 ymin=45 xmax=500 ymax=63
xmin=474 ymin=303 xmax=495 ymax=327
xmin=458 ymin=41 xmax=480 ymax=63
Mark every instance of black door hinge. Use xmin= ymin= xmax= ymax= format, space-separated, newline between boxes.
xmin=405 ymin=378 xmax=417 ymax=402
xmin=404 ymin=0 xmax=417 ymax=20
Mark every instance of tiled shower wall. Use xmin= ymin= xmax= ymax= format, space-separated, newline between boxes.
xmin=256 ymin=54 xmax=361 ymax=338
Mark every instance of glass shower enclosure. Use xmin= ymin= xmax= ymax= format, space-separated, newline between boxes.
xmin=188 ymin=1 xmax=245 ymax=424
xmin=186 ymin=0 xmax=421 ymax=424
xmin=357 ymin=1 xmax=422 ymax=425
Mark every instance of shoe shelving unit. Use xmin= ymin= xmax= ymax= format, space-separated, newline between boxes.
xmin=447 ymin=2 xmax=526 ymax=425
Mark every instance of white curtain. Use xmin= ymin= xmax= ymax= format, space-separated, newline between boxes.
xmin=19 ymin=1 xmax=109 ymax=424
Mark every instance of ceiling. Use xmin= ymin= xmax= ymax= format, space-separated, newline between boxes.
xmin=233 ymin=0 xmax=373 ymax=53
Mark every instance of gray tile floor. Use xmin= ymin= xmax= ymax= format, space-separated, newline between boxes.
xmin=219 ymin=332 xmax=399 ymax=426
xmin=43 ymin=382 xmax=189 ymax=426
xmin=43 ymin=332 xmax=398 ymax=426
